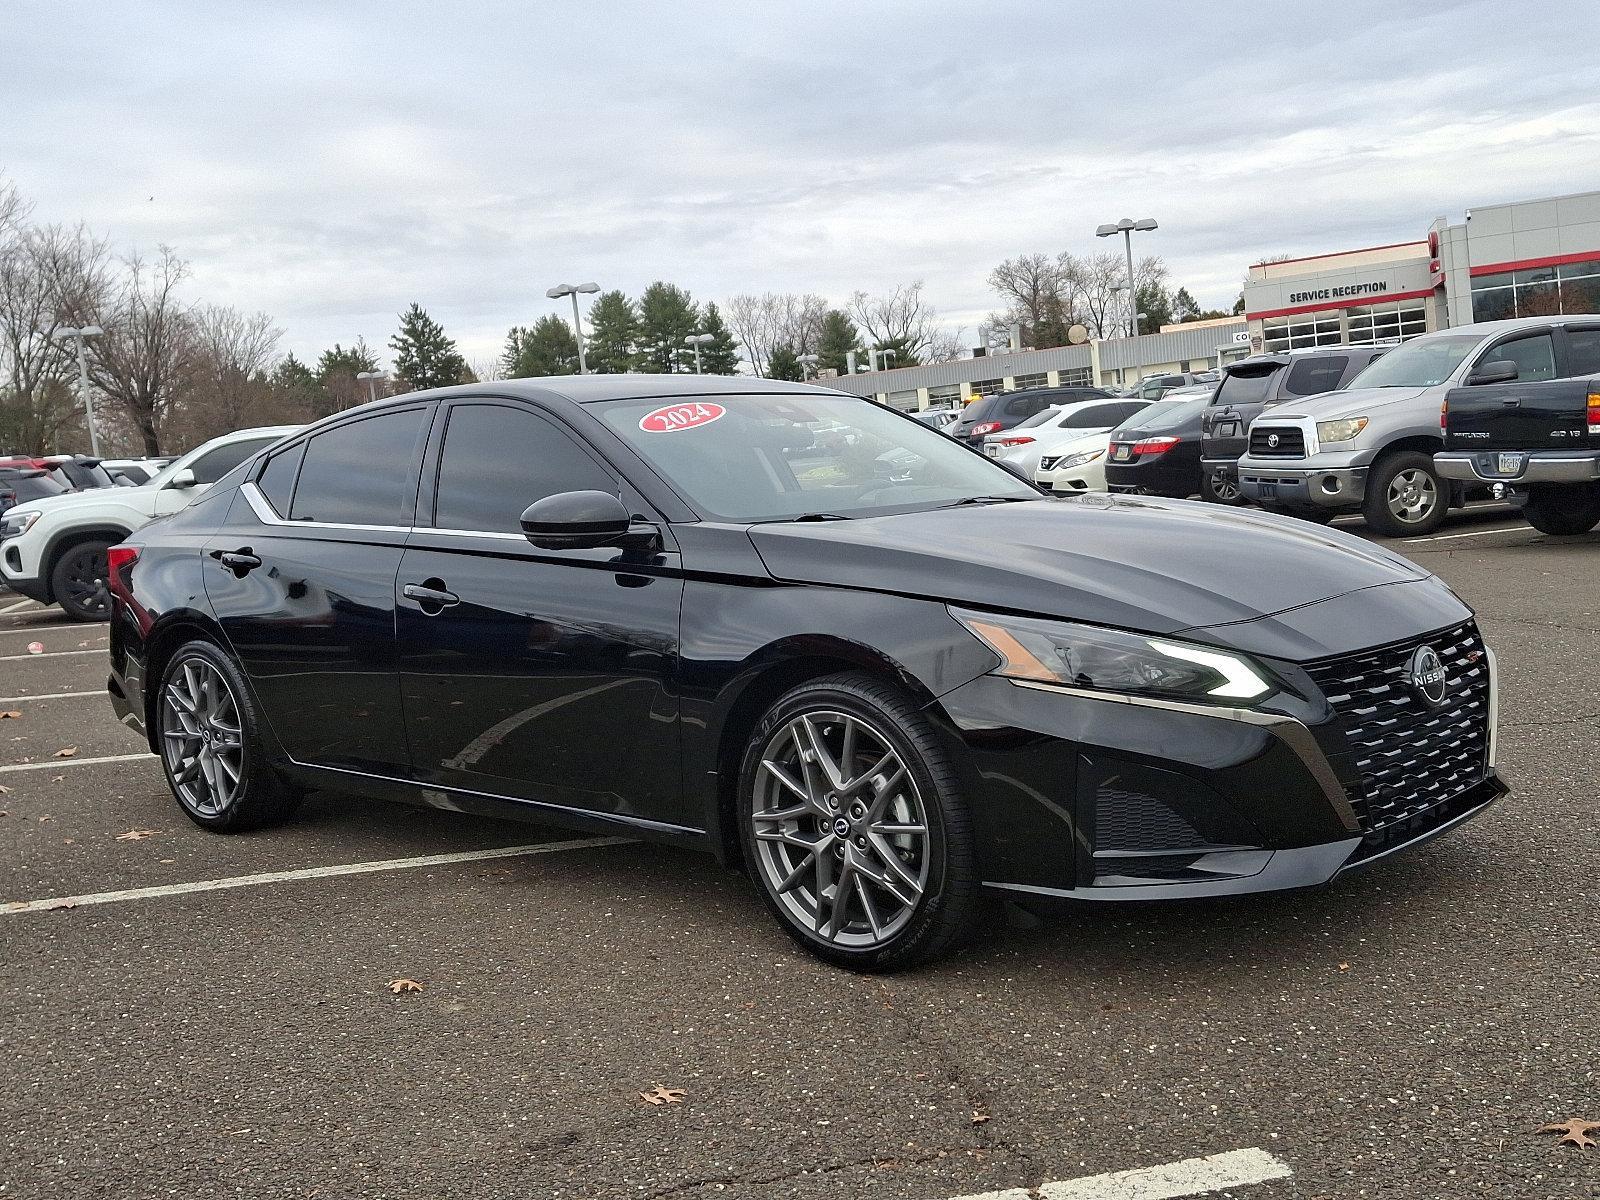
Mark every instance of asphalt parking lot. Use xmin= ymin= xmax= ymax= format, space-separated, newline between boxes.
xmin=1 ymin=513 xmax=1596 ymax=1200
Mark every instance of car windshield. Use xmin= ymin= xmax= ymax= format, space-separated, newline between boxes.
xmin=1347 ymin=333 xmax=1482 ymax=388
xmin=1112 ymin=397 xmax=1203 ymax=435
xmin=597 ymin=394 xmax=1038 ymax=521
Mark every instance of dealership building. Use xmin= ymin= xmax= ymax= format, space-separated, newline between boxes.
xmin=835 ymin=188 xmax=1600 ymax=411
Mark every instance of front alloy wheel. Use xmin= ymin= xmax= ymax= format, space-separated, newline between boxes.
xmin=1363 ymin=451 xmax=1447 ymax=536
xmin=739 ymin=673 xmax=980 ymax=970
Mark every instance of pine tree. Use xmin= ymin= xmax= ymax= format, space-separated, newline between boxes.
xmin=697 ymin=302 xmax=742 ymax=375
xmin=585 ymin=290 xmax=641 ymax=373
xmin=870 ymin=336 xmax=919 ymax=370
xmin=637 ymin=281 xmax=699 ymax=373
xmin=389 ymin=303 xmax=469 ymax=391
xmin=268 ymin=353 xmax=322 ymax=420
xmin=767 ymin=343 xmax=803 ymax=381
xmin=502 ymin=316 xmax=579 ymax=378
xmin=816 ymin=309 xmax=863 ymax=377
xmin=1172 ymin=286 xmax=1201 ymax=323
xmin=314 ymin=339 xmax=381 ymax=415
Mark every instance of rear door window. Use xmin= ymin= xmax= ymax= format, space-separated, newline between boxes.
xmin=1064 ymin=402 xmax=1142 ymax=429
xmin=290 ymin=407 xmax=429 ymax=525
xmin=431 ymin=403 xmax=617 ymax=534
xmin=1566 ymin=327 xmax=1600 ymax=376
xmin=256 ymin=442 xmax=305 ymax=517
xmin=1284 ymin=356 xmax=1348 ymax=397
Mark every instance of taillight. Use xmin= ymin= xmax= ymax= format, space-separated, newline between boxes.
xmin=1131 ymin=436 xmax=1180 ymax=456
xmin=970 ymin=422 xmax=1001 ymax=437
xmin=1440 ymin=396 xmax=1448 ymax=433
xmin=995 ymin=435 xmax=1035 ymax=447
xmin=1588 ymin=390 xmax=1599 ymax=435
xmin=106 ymin=545 xmax=139 ymax=606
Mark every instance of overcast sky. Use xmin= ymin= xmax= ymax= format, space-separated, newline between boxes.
xmin=5 ymin=0 xmax=1598 ymax=369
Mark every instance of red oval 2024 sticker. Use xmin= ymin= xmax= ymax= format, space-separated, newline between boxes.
xmin=639 ymin=402 xmax=726 ymax=433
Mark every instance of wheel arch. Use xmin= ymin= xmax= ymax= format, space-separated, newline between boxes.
xmin=38 ymin=524 xmax=134 ymax=603
xmin=708 ymin=636 xmax=939 ymax=868
xmin=1373 ymin=434 xmax=1445 ymax=460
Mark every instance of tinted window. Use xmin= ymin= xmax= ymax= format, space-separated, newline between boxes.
xmin=957 ymin=397 xmax=1000 ymax=424
xmin=1162 ymin=375 xmax=1186 ymax=387
xmin=433 ymin=404 xmax=617 ymax=534
xmin=1485 ymin=333 xmax=1556 ymax=382
xmin=191 ymin=437 xmax=278 ymax=485
xmin=1284 ymin=355 xmax=1348 ymax=397
xmin=290 ymin=408 xmax=427 ymax=525
xmin=1215 ymin=368 xmax=1277 ymax=406
xmin=1566 ymin=327 xmax=1600 ymax=376
xmin=257 ymin=442 xmax=304 ymax=517
xmin=0 ymin=470 xmax=66 ymax=502
xmin=1012 ymin=406 xmax=1063 ymax=431
xmin=1065 ymin=402 xmax=1141 ymax=429
xmin=1004 ymin=394 xmax=1044 ymax=416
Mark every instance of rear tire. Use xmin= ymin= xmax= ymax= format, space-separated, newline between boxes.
xmin=1363 ymin=452 xmax=1448 ymax=537
xmin=1200 ymin=465 xmax=1247 ymax=506
xmin=737 ymin=672 xmax=982 ymax=971
xmin=1523 ymin=482 xmax=1600 ymax=535
xmin=156 ymin=638 xmax=302 ymax=832
xmin=50 ymin=539 xmax=113 ymax=621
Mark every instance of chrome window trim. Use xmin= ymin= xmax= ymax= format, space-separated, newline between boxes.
xmin=240 ymin=481 xmax=415 ymax=534
xmin=1010 ymin=677 xmax=1360 ymax=832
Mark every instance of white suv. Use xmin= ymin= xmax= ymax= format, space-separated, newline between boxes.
xmin=0 ymin=426 xmax=297 ymax=620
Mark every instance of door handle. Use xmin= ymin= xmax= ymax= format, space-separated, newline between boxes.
xmin=402 ymin=581 xmax=460 ymax=611
xmin=209 ymin=548 xmax=261 ymax=573
xmin=1500 ymin=398 xmax=1521 ymax=407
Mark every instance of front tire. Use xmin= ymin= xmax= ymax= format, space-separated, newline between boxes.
xmin=1523 ymin=482 xmax=1600 ymax=535
xmin=737 ymin=672 xmax=981 ymax=971
xmin=157 ymin=638 xmax=301 ymax=832
xmin=50 ymin=539 xmax=113 ymax=621
xmin=1363 ymin=452 xmax=1448 ymax=537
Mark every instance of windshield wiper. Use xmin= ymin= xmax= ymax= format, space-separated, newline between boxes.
xmin=790 ymin=512 xmax=854 ymax=522
xmin=938 ymin=495 xmax=1034 ymax=508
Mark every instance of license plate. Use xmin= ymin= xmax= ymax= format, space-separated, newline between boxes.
xmin=1111 ymin=445 xmax=1133 ymax=462
xmin=1218 ymin=422 xmax=1239 ymax=437
xmin=1257 ymin=482 xmax=1279 ymax=499
xmin=1496 ymin=452 xmax=1526 ymax=474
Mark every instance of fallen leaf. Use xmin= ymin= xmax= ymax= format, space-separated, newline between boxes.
xmin=77 ymin=641 xmax=90 ymax=648
xmin=639 ymin=1085 xmax=686 ymax=1106
xmin=1339 ymin=962 xmax=1351 ymax=971
xmin=388 ymin=978 xmax=424 ymax=994
xmin=971 ymin=1106 xmax=991 ymax=1126
xmin=53 ymin=747 xmax=77 ymax=758
xmin=0 ymin=711 xmax=20 ymax=720
xmin=116 ymin=829 xmax=160 ymax=841
xmin=0 ymin=783 xmax=10 ymax=794
xmin=1540 ymin=1119 xmax=1600 ymax=1149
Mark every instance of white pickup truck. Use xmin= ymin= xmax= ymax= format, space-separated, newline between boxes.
xmin=0 ymin=426 xmax=296 ymax=619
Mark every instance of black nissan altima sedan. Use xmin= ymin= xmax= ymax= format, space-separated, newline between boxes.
xmin=105 ymin=376 xmax=1506 ymax=970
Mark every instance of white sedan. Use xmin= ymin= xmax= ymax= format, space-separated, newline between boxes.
xmin=983 ymin=398 xmax=1153 ymax=477
xmin=1033 ymin=429 xmax=1119 ymax=494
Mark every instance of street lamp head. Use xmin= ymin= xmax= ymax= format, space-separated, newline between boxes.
xmin=574 ymin=282 xmax=600 ymax=294
xmin=50 ymin=324 xmax=102 ymax=340
xmin=684 ymin=333 xmax=715 ymax=346
xmin=546 ymin=284 xmax=573 ymax=299
xmin=1094 ymin=223 xmax=1118 ymax=238
xmin=797 ymin=354 xmax=819 ymax=365
xmin=356 ymin=370 xmax=384 ymax=380
xmin=1133 ymin=218 xmax=1158 ymax=232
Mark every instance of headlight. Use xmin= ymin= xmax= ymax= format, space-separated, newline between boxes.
xmin=952 ymin=607 xmax=1274 ymax=704
xmin=0 ymin=509 xmax=41 ymax=539
xmin=1058 ymin=449 xmax=1104 ymax=469
xmin=1316 ymin=417 xmax=1368 ymax=443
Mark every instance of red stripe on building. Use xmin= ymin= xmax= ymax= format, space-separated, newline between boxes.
xmin=1469 ymin=250 xmax=1600 ymax=278
xmin=1247 ymin=287 xmax=1435 ymax=322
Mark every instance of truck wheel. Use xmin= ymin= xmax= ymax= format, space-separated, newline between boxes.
xmin=50 ymin=539 xmax=114 ymax=621
xmin=1363 ymin=452 xmax=1447 ymax=537
xmin=1201 ymin=466 xmax=1247 ymax=506
xmin=1523 ymin=483 xmax=1600 ymax=536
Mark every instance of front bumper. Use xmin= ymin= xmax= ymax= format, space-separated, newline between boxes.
xmin=1437 ymin=449 xmax=1600 ymax=485
xmin=1237 ymin=461 xmax=1367 ymax=508
xmin=936 ymin=665 xmax=1503 ymax=903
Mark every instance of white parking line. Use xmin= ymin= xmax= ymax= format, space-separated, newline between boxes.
xmin=1404 ymin=525 xmax=1527 ymax=544
xmin=0 ymin=621 xmax=106 ymax=636
xmin=0 ymin=647 xmax=105 ymax=662
xmin=954 ymin=1148 xmax=1291 ymax=1200
xmin=0 ymin=597 xmax=40 ymax=614
xmin=2 ymin=836 xmax=634 ymax=914
xmin=0 ymin=690 xmax=102 ymax=703
xmin=0 ymin=751 xmax=154 ymax=773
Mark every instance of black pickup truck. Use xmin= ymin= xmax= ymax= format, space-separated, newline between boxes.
xmin=1436 ymin=374 xmax=1600 ymax=534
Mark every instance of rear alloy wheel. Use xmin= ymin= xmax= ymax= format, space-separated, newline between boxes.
xmin=739 ymin=673 xmax=980 ymax=971
xmin=1523 ymin=483 xmax=1600 ymax=536
xmin=1363 ymin=452 xmax=1447 ymax=537
xmin=1201 ymin=466 xmax=1246 ymax=505
xmin=158 ymin=639 xmax=301 ymax=831
xmin=50 ymin=539 xmax=113 ymax=621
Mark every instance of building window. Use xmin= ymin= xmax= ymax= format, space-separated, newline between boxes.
xmin=1471 ymin=259 xmax=1600 ymax=319
xmin=970 ymin=378 xmax=1004 ymax=397
xmin=1346 ymin=301 xmax=1426 ymax=346
xmin=885 ymin=389 xmax=919 ymax=411
xmin=1012 ymin=372 xmax=1048 ymax=389
xmin=1057 ymin=367 xmax=1093 ymax=387
xmin=926 ymin=385 xmax=961 ymax=408
xmin=1261 ymin=314 xmax=1342 ymax=353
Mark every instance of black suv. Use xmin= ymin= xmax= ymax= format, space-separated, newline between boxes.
xmin=949 ymin=385 xmax=1112 ymax=446
xmin=1199 ymin=348 xmax=1387 ymax=503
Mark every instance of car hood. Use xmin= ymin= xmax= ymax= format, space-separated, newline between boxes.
xmin=1261 ymin=385 xmax=1430 ymax=422
xmin=9 ymin=484 xmax=159 ymax=521
xmin=747 ymin=494 xmax=1430 ymax=638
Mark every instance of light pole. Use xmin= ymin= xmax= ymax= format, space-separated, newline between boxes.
xmin=50 ymin=325 xmax=103 ymax=456
xmin=797 ymin=353 xmax=819 ymax=380
xmin=355 ymin=370 xmax=384 ymax=403
xmin=546 ymin=282 xmax=600 ymax=373
xmin=1096 ymin=217 xmax=1157 ymax=383
xmin=684 ymin=332 xmax=715 ymax=374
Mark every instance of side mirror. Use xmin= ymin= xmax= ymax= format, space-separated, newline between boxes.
xmin=1470 ymin=359 xmax=1518 ymax=385
xmin=520 ymin=490 xmax=635 ymax=550
xmin=167 ymin=467 xmax=197 ymax=489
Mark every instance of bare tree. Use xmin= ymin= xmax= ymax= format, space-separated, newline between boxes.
xmin=847 ymin=281 xmax=963 ymax=365
xmin=177 ymin=305 xmax=284 ymax=442
xmin=84 ymin=246 xmax=196 ymax=455
xmin=724 ymin=292 xmax=829 ymax=376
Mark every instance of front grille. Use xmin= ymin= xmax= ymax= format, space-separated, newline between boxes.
xmin=1304 ymin=621 xmax=1490 ymax=841
xmin=1249 ymin=427 xmax=1305 ymax=457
